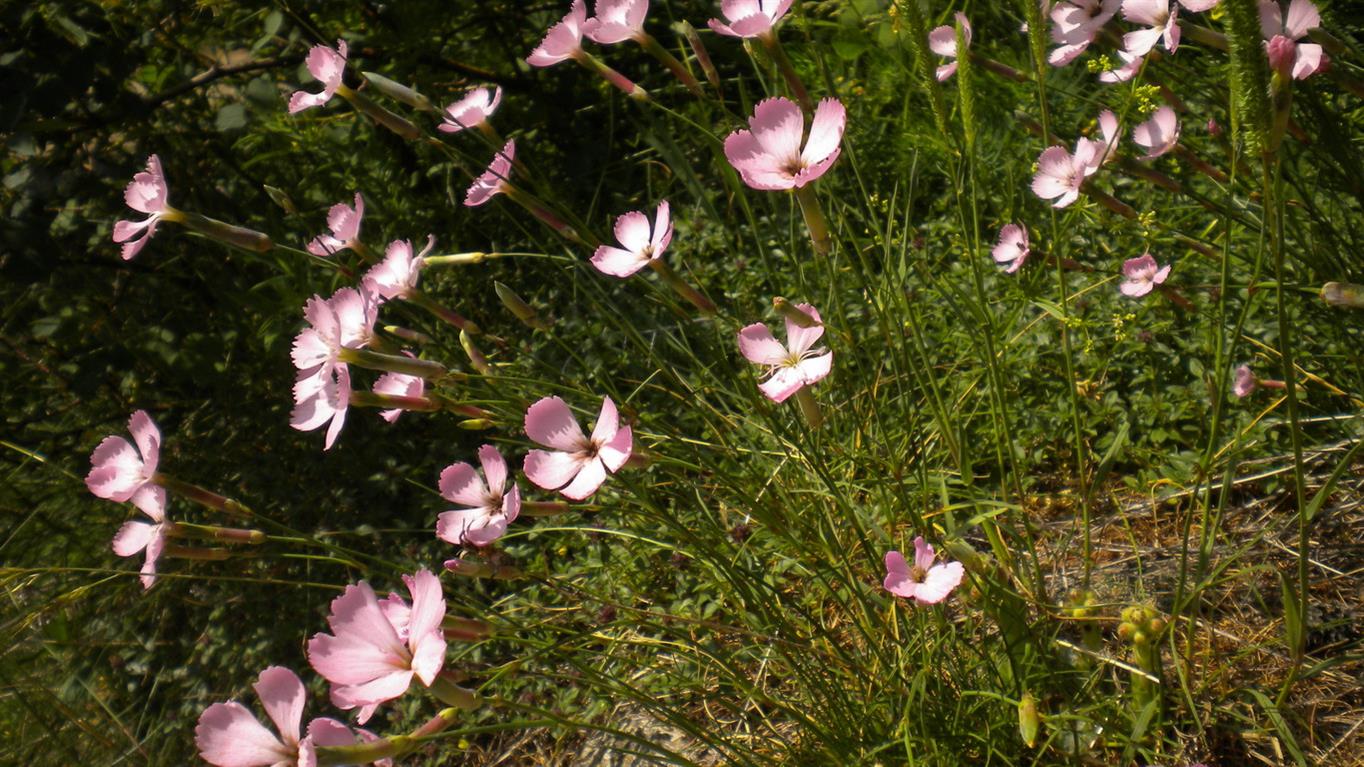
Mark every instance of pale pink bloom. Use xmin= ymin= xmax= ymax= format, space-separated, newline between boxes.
xmin=289 ymin=40 xmax=349 ymax=114
xmin=372 ymin=368 xmax=425 ymax=423
xmin=992 ymin=224 xmax=1030 ymax=274
xmin=306 ymin=193 xmax=365 ymax=257
xmin=1098 ymin=48 xmax=1145 ymax=82
xmin=1232 ymin=364 xmax=1257 ymax=398
xmin=195 ymin=667 xmax=389 ymax=767
xmin=437 ymin=445 xmax=522 ymax=547
xmin=1260 ymin=0 xmax=1325 ymax=80
xmin=438 ymin=87 xmax=503 ymax=133
xmin=928 ymin=13 xmax=972 ymax=81
xmin=1181 ymin=0 xmax=1220 ymax=10
xmin=465 ymin=140 xmax=515 ymax=207
xmin=111 ymin=502 xmax=168 ymax=590
xmin=724 ymin=97 xmax=846 ymax=191
xmin=1132 ymin=105 xmax=1180 ymax=159
xmin=1119 ymin=253 xmax=1171 ymax=297
xmin=591 ymin=201 xmax=673 ymax=277
xmin=1048 ymin=0 xmax=1120 ymax=66
xmin=90 ymin=412 xmax=168 ymax=588
xmin=113 ymin=155 xmax=172 ymax=261
xmin=527 ymin=0 xmax=588 ymax=67
xmin=738 ymin=302 xmax=833 ymax=403
xmin=363 ymin=236 xmax=434 ymax=301
xmin=883 ymin=537 xmax=965 ymax=605
xmin=290 ymin=288 xmax=378 ymax=449
xmin=1095 ymin=109 xmax=1122 ymax=165
xmin=1121 ymin=0 xmax=1180 ymax=57
xmin=307 ymin=570 xmax=447 ymax=724
xmin=709 ymin=0 xmax=793 ymax=39
xmin=1031 ymin=140 xmax=1100 ymax=208
xmin=523 ymin=396 xmax=633 ymax=500
xmin=584 ymin=0 xmax=650 ymax=44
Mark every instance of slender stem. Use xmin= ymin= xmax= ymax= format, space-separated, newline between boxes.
xmin=761 ymin=34 xmax=812 ymax=113
xmin=649 ymin=259 xmax=716 ymax=315
xmin=638 ymin=33 xmax=703 ymax=96
xmin=346 ymin=391 xmax=443 ymax=412
xmin=407 ymin=289 xmax=481 ymax=334
xmin=794 ymin=387 xmax=824 ymax=429
xmin=154 ymin=474 xmax=254 ymax=518
xmin=793 ymin=185 xmax=832 ymax=256
xmin=337 ymin=347 xmax=448 ymax=378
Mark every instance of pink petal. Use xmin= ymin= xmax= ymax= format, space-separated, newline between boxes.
xmin=1122 ymin=0 xmax=1167 ymax=27
xmin=728 ymin=13 xmax=775 ymax=37
xmin=758 ymin=366 xmax=805 ymax=403
xmin=912 ymin=536 xmax=936 ymax=572
xmin=409 ymin=630 xmax=447 ymax=687
xmin=330 ymin=671 xmax=414 ymax=724
xmin=112 ymin=519 xmax=155 ymax=557
xmin=324 ymin=581 xmax=406 ymax=657
xmin=502 ymin=483 xmax=522 ymax=523
xmin=795 ymin=352 xmax=833 ymax=388
xmin=1122 ymin=25 xmax=1165 ymax=57
xmin=1260 ymin=0 xmax=1283 ymax=37
xmin=130 ymin=484 xmax=166 ymax=521
xmin=1031 ymin=146 xmax=1077 ymax=200
xmin=935 ymin=62 xmax=959 ymax=81
xmin=792 ymin=148 xmax=841 ymax=188
xmin=440 ymin=461 xmax=487 ymax=508
xmin=598 ymin=425 xmax=633 ymax=473
xmin=1179 ymin=0 xmax=1219 ymax=10
xmin=127 ymin=410 xmax=160 ymax=471
xmin=651 ymin=200 xmax=672 ymax=255
xmin=724 ymin=130 xmax=794 ymax=191
xmin=613 ymin=210 xmax=652 ymax=254
xmin=590 ymin=396 xmax=621 ymax=447
xmin=308 ymin=632 xmax=406 ymax=688
xmin=478 ymin=444 xmax=508 ymax=494
xmin=559 ymin=456 xmax=609 ymax=500
xmin=1121 ymin=279 xmax=1154 ymax=297
xmin=1132 ymin=105 xmax=1179 ymax=158
xmin=591 ymin=245 xmax=650 ymax=277
xmin=87 ymin=435 xmax=142 ymax=502
xmin=928 ymin=24 xmax=958 ymax=57
xmin=882 ymin=550 xmax=915 ymax=598
xmin=913 ymin=562 xmax=965 ymax=604
xmin=196 ymin=702 xmax=291 ymax=767
xmin=1283 ymin=0 xmax=1319 ymax=38
xmin=140 ymin=528 xmax=165 ymax=589
xmin=1292 ymin=43 xmax=1324 ymax=79
xmin=1123 ymin=253 xmax=1159 ymax=278
xmin=403 ymin=570 xmax=446 ymax=649
xmin=801 ymin=98 xmax=846 ymax=168
xmin=307 ymin=718 xmax=358 ymax=749
xmin=437 ymin=507 xmax=489 ymax=546
xmin=748 ymin=97 xmax=804 ymax=164
xmin=784 ymin=303 xmax=825 ymax=355
xmin=254 ymin=667 xmax=305 ymax=746
xmin=523 ymin=449 xmax=587 ymax=490
xmin=524 ymin=396 xmax=587 ymax=451
xmin=738 ymin=324 xmax=788 ymax=365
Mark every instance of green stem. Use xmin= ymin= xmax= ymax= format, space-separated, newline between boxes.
xmin=794 ymin=387 xmax=824 ymax=429
xmin=761 ymin=34 xmax=812 ymax=113
xmin=337 ymin=347 xmax=448 ymax=378
xmin=638 ymin=33 xmax=703 ymax=96
xmin=649 ymin=259 xmax=716 ymax=315
xmin=793 ymin=184 xmax=832 ymax=257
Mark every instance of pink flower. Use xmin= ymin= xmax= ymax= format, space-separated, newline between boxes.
xmin=527 ymin=0 xmax=588 ymax=67
xmin=928 ymin=13 xmax=972 ymax=81
xmin=591 ymin=201 xmax=673 ymax=277
xmin=307 ymin=570 xmax=447 ymax=724
xmin=289 ymin=40 xmax=349 ymax=114
xmin=306 ymin=193 xmax=365 ymax=257
xmin=465 ymin=140 xmax=515 ymax=207
xmin=708 ymin=0 xmax=794 ymax=39
xmin=523 ymin=396 xmax=633 ymax=500
xmin=1119 ymin=253 xmax=1171 ymax=297
xmin=584 ymin=0 xmax=650 ymax=44
xmin=992 ymin=224 xmax=1030 ymax=274
xmin=113 ymin=155 xmax=173 ymax=260
xmin=89 ymin=411 xmax=169 ymax=588
xmin=1232 ymin=364 xmax=1257 ymax=398
xmin=195 ymin=666 xmax=389 ymax=767
xmin=738 ymin=302 xmax=833 ymax=403
xmin=437 ymin=445 xmax=522 ymax=547
xmin=372 ymin=368 xmax=425 ymax=424
xmin=290 ymin=288 xmax=378 ymax=449
xmin=1095 ymin=109 xmax=1122 ymax=165
xmin=439 ymin=87 xmax=503 ymax=133
xmin=1260 ymin=0 xmax=1325 ymax=80
xmin=1098 ymin=48 xmax=1145 ymax=82
xmin=363 ymin=237 xmax=434 ymax=301
xmin=1031 ymin=140 xmax=1100 ymax=208
xmin=1121 ymin=0 xmax=1181 ymax=57
xmin=1132 ymin=105 xmax=1180 ymax=159
xmin=724 ymin=97 xmax=846 ymax=191
xmin=111 ymin=501 xmax=168 ymax=590
xmin=883 ymin=538 xmax=965 ymax=605
xmin=1048 ymin=0 xmax=1120 ymax=66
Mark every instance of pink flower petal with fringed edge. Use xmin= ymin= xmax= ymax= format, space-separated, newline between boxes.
xmin=466 ymin=140 xmax=516 ymax=207
xmin=439 ymin=87 xmax=503 ymax=133
xmin=528 ymin=0 xmax=588 ymax=66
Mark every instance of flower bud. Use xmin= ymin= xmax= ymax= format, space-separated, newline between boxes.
xmin=1267 ymin=35 xmax=1296 ymax=78
xmin=1321 ymin=281 xmax=1364 ymax=309
xmin=460 ymin=330 xmax=492 ymax=375
xmin=1118 ymin=622 xmax=1135 ymax=640
xmin=457 ymin=418 xmax=494 ymax=431
xmin=773 ymin=296 xmax=822 ymax=328
xmin=1018 ymin=692 xmax=1040 ymax=748
xmin=178 ymin=211 xmax=273 ymax=252
xmin=495 ymin=281 xmax=552 ymax=329
xmin=361 ymin=71 xmax=435 ymax=112
xmin=263 ymin=184 xmax=297 ymax=214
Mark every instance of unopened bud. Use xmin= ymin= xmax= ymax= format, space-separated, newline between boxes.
xmin=1267 ymin=35 xmax=1296 ymax=78
xmin=361 ymin=71 xmax=435 ymax=112
xmin=773 ymin=297 xmax=822 ymax=328
xmin=1321 ymin=281 xmax=1364 ymax=309
xmin=457 ymin=418 xmax=494 ymax=431
xmin=1131 ymin=630 xmax=1148 ymax=646
xmin=340 ymin=88 xmax=422 ymax=140
xmin=263 ymin=184 xmax=297 ymax=214
xmin=495 ymin=281 xmax=551 ymax=329
xmin=1148 ymin=617 xmax=1165 ymax=634
xmin=1018 ymin=692 xmax=1040 ymax=748
xmin=461 ymin=330 xmax=492 ymax=375
xmin=178 ymin=211 xmax=273 ymax=252
xmin=1118 ymin=622 xmax=1135 ymax=640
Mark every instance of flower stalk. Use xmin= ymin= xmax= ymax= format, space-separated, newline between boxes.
xmin=793 ymin=185 xmax=832 ymax=256
xmin=649 ymin=260 xmax=716 ymax=315
xmin=794 ymin=387 xmax=823 ymax=429
xmin=176 ymin=211 xmax=273 ymax=253
xmin=337 ymin=347 xmax=448 ymax=379
xmin=760 ymin=34 xmax=812 ymax=113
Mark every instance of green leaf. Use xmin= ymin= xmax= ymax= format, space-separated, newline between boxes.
xmin=215 ymin=103 xmax=248 ymax=132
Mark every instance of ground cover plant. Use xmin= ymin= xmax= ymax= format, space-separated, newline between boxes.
xmin=3 ymin=0 xmax=1364 ymax=764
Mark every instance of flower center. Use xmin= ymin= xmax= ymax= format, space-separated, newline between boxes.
xmin=909 ymin=565 xmax=928 ymax=582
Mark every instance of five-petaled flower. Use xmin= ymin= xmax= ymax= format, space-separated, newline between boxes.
xmin=523 ymin=396 xmax=633 ymax=500
xmin=89 ymin=410 xmax=169 ymax=589
xmin=437 ymin=445 xmax=522 ymax=548
xmin=1232 ymin=364 xmax=1257 ymax=398
xmin=584 ymin=0 xmax=650 ymax=44
xmin=372 ymin=367 xmax=426 ymax=424
xmin=992 ymin=224 xmax=1030 ymax=274
xmin=114 ymin=155 xmax=176 ymax=261
xmin=527 ymin=0 xmax=589 ymax=67
xmin=928 ymin=12 xmax=972 ymax=81
xmin=290 ymin=288 xmax=378 ymax=450
xmin=724 ymin=97 xmax=846 ymax=191
xmin=1048 ymin=0 xmax=1121 ymax=66
xmin=1031 ymin=140 xmax=1100 ymax=208
xmin=1260 ymin=0 xmax=1326 ymax=80
xmin=363 ymin=237 xmax=434 ymax=302
xmin=591 ymin=202 xmax=674 ymax=277
xmin=195 ymin=666 xmax=391 ymax=767
xmin=1121 ymin=0 xmax=1181 ymax=57
xmin=1119 ymin=253 xmax=1172 ymax=297
xmin=465 ymin=140 xmax=516 ymax=207
xmin=289 ymin=40 xmax=349 ymax=114
xmin=439 ymin=87 xmax=503 ymax=134
xmin=308 ymin=570 xmax=447 ymax=724
xmin=307 ymin=193 xmax=365 ymax=257
xmin=1132 ymin=105 xmax=1181 ymax=159
xmin=883 ymin=537 xmax=965 ymax=605
xmin=708 ymin=0 xmax=793 ymax=40
xmin=737 ymin=302 xmax=833 ymax=403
